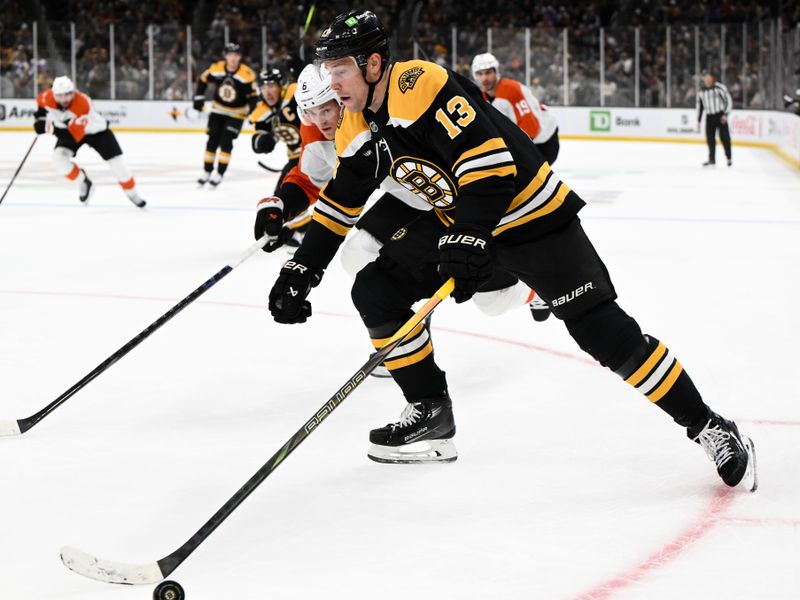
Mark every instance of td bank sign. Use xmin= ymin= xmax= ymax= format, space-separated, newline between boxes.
xmin=590 ymin=110 xmax=641 ymax=132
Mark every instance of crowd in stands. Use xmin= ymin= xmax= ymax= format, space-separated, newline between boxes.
xmin=1 ymin=0 xmax=797 ymax=110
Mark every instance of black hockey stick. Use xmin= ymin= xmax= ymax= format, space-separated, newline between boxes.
xmin=60 ymin=278 xmax=455 ymax=586
xmin=257 ymin=160 xmax=283 ymax=173
xmin=0 ymin=236 xmax=269 ymax=437
xmin=0 ymin=136 xmax=38 ymax=206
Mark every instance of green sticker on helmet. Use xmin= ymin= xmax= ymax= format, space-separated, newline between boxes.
xmin=345 ymin=16 xmax=358 ymax=27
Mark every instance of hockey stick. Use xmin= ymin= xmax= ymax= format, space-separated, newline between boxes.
xmin=257 ymin=160 xmax=283 ymax=173
xmin=60 ymin=278 xmax=455 ymax=586
xmin=0 ymin=136 xmax=38 ymax=206
xmin=0 ymin=235 xmax=269 ymax=437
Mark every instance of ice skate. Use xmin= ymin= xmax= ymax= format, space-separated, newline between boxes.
xmin=368 ymin=393 xmax=457 ymax=464
xmin=702 ymin=160 xmax=716 ymax=167
xmin=689 ymin=412 xmax=757 ymax=492
xmin=125 ymin=190 xmax=147 ymax=208
xmin=208 ymin=171 xmax=223 ymax=188
xmin=197 ymin=171 xmax=211 ymax=186
xmin=529 ymin=294 xmax=551 ymax=322
xmin=78 ymin=170 xmax=93 ymax=203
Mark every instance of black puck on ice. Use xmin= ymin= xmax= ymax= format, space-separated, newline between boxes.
xmin=153 ymin=580 xmax=185 ymax=600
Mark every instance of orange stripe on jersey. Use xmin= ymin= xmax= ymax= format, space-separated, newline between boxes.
xmin=37 ymin=89 xmax=57 ymax=109
xmin=67 ymin=92 xmax=91 ymax=117
xmin=495 ymin=78 xmax=541 ymax=139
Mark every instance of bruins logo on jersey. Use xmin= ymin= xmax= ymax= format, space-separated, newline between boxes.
xmin=218 ymin=82 xmax=238 ymax=103
xmin=398 ymin=66 xmax=425 ymax=94
xmin=392 ymin=157 xmax=456 ymax=210
xmin=390 ymin=227 xmax=408 ymax=241
xmin=273 ymin=123 xmax=301 ymax=146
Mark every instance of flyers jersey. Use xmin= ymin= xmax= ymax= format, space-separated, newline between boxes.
xmin=36 ymin=89 xmax=107 ymax=143
xmin=297 ymin=60 xmax=584 ymax=269
xmin=197 ymin=61 xmax=258 ymax=119
xmin=486 ymin=78 xmax=557 ymax=144
xmin=281 ymin=121 xmax=335 ymax=204
xmin=250 ymin=83 xmax=303 ymax=160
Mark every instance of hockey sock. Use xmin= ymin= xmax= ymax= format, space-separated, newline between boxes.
xmin=54 ymin=147 xmax=84 ymax=182
xmin=368 ymin=317 xmax=447 ymax=401
xmin=107 ymin=156 xmax=137 ymax=195
xmin=203 ymin=150 xmax=215 ymax=172
xmin=613 ymin=335 xmax=710 ymax=428
xmin=217 ymin=151 xmax=231 ymax=175
xmin=65 ymin=164 xmax=86 ymax=183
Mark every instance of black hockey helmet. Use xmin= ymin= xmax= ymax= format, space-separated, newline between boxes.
xmin=258 ymin=66 xmax=285 ymax=86
xmin=316 ymin=10 xmax=390 ymax=70
xmin=224 ymin=42 xmax=241 ymax=55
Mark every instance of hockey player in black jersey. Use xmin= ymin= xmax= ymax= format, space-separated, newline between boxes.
xmin=268 ymin=11 xmax=757 ymax=490
xmin=193 ymin=43 xmax=258 ymax=187
xmin=250 ymin=66 xmax=303 ymax=191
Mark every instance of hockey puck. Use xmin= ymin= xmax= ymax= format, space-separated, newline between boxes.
xmin=153 ymin=580 xmax=185 ymax=600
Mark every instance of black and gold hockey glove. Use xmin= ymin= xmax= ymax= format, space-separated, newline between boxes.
xmin=268 ymin=260 xmax=323 ymax=324
xmin=438 ymin=224 xmax=493 ymax=303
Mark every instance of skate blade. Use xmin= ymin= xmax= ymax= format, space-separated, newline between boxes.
xmin=368 ymin=439 xmax=457 ymax=464
xmin=741 ymin=436 xmax=758 ymax=492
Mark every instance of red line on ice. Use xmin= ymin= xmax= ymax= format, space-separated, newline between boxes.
xmin=570 ymin=486 xmax=736 ymax=600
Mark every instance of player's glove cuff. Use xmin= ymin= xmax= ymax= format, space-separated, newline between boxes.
xmin=437 ymin=224 xmax=493 ymax=304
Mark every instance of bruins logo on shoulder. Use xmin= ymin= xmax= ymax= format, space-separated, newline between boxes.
xmin=398 ymin=67 xmax=425 ymax=94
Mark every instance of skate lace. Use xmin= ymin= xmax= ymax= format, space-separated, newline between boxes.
xmin=696 ymin=425 xmax=734 ymax=469
xmin=391 ymin=403 xmax=422 ymax=431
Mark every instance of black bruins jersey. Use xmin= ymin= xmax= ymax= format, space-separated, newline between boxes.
xmin=196 ymin=61 xmax=258 ymax=120
xmin=297 ymin=59 xmax=585 ymax=269
xmin=250 ymin=83 xmax=302 ymax=160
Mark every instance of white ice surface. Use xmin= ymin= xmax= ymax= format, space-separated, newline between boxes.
xmin=0 ymin=131 xmax=798 ymax=599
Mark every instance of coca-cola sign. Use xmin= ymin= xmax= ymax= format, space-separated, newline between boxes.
xmin=730 ymin=114 xmax=759 ymax=136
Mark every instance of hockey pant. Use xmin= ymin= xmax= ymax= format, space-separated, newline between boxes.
xmin=205 ymin=113 xmax=243 ymax=175
xmin=350 ymin=212 xmax=710 ymax=429
xmin=342 ymin=193 xmax=539 ymax=317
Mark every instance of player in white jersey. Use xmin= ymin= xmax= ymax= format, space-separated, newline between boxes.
xmin=33 ymin=76 xmax=145 ymax=207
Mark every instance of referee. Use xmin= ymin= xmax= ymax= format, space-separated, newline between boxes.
xmin=697 ymin=73 xmax=733 ymax=167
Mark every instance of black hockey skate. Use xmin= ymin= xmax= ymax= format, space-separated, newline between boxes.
xmin=529 ymin=295 xmax=551 ymax=322
xmin=78 ymin=170 xmax=93 ymax=203
xmin=125 ymin=191 xmax=147 ymax=208
xmin=197 ymin=171 xmax=212 ymax=186
xmin=688 ymin=412 xmax=757 ymax=492
xmin=368 ymin=392 xmax=457 ymax=464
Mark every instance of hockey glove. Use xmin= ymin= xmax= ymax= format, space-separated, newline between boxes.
xmin=34 ymin=118 xmax=47 ymax=135
xmin=438 ymin=224 xmax=493 ymax=303
xmin=251 ymin=132 xmax=276 ymax=154
xmin=268 ymin=260 xmax=323 ymax=324
xmin=254 ymin=196 xmax=288 ymax=252
xmin=192 ymin=95 xmax=205 ymax=111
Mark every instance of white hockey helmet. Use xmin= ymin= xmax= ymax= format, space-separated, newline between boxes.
xmin=471 ymin=53 xmax=500 ymax=78
xmin=294 ymin=63 xmax=341 ymax=125
xmin=52 ymin=76 xmax=75 ymax=95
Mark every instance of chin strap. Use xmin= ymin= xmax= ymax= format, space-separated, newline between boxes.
xmin=362 ymin=61 xmax=390 ymax=110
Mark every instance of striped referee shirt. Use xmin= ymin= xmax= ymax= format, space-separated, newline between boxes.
xmin=697 ymin=82 xmax=733 ymax=120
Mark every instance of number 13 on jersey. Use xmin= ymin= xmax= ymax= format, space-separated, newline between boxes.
xmin=435 ymin=95 xmax=476 ymax=139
